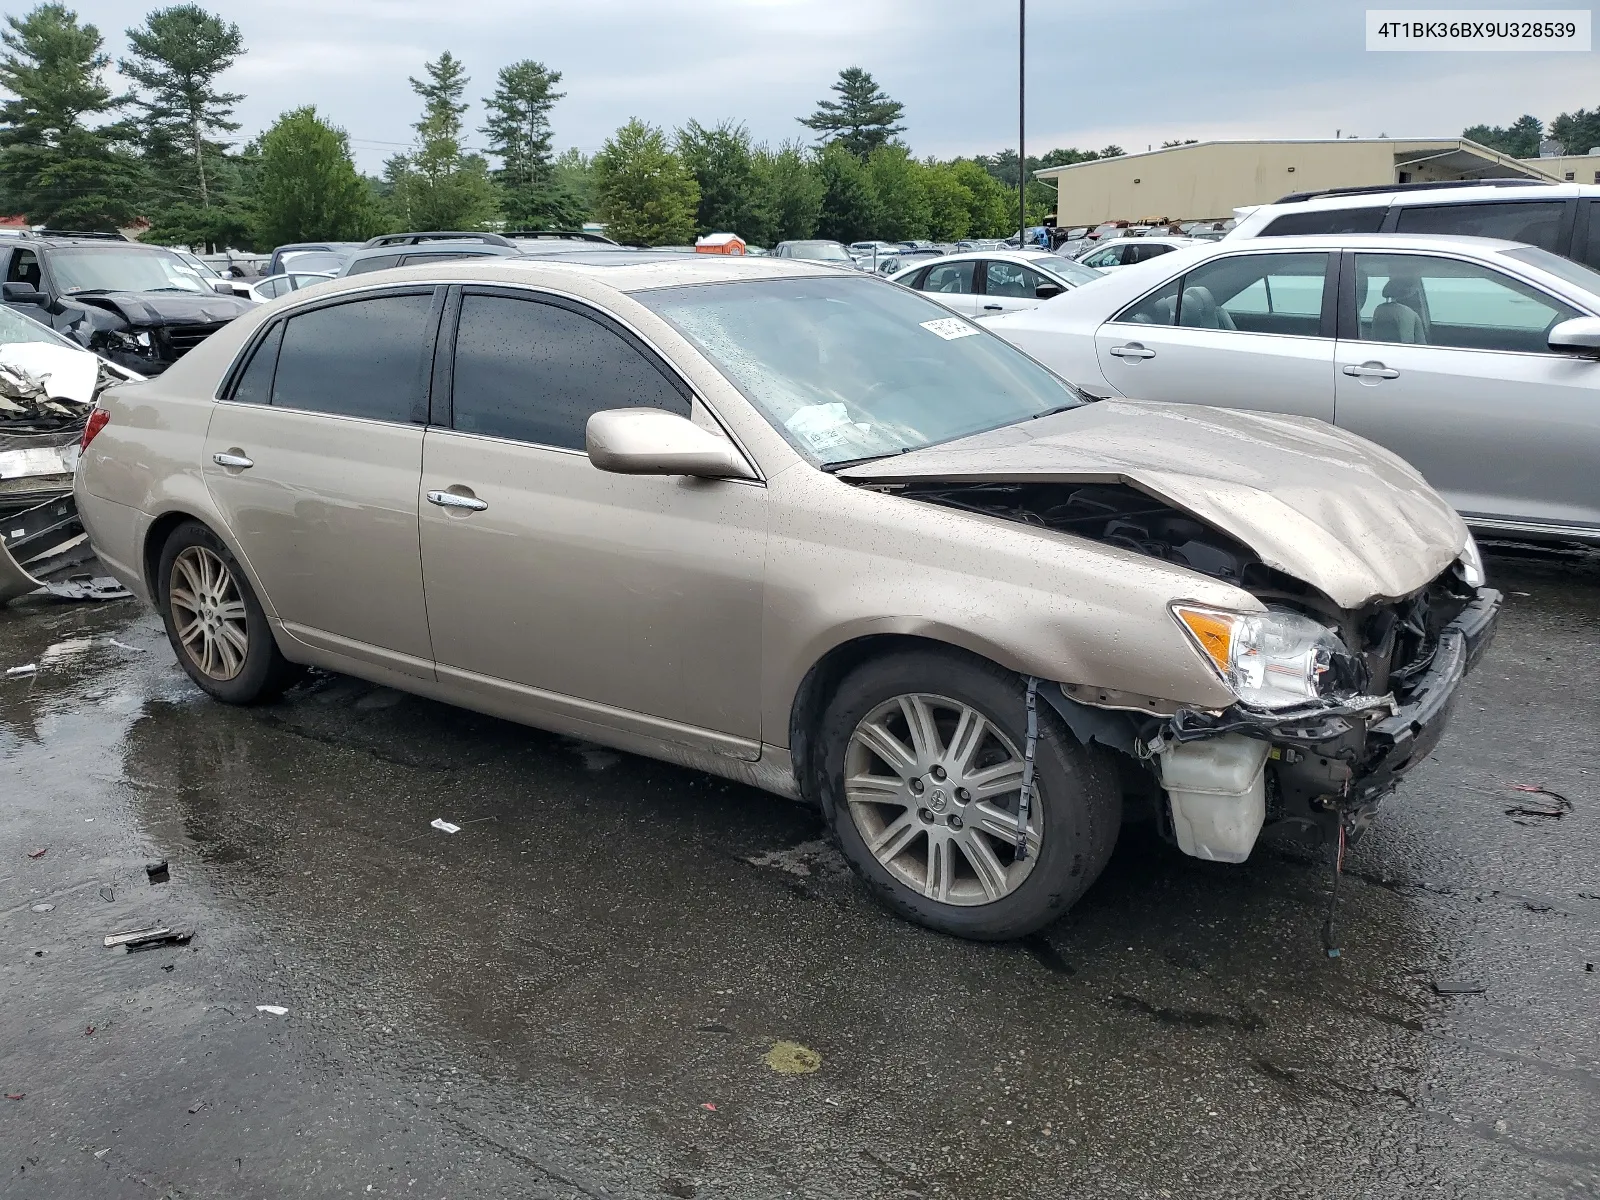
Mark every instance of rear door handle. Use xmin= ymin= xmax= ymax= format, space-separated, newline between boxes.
xmin=427 ymin=489 xmax=488 ymax=512
xmin=1109 ymin=344 xmax=1156 ymax=360
xmin=212 ymin=452 xmax=253 ymax=468
xmin=1343 ymin=363 xmax=1399 ymax=379
xmin=983 ymin=304 xmax=1003 ymax=311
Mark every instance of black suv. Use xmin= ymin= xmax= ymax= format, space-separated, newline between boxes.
xmin=0 ymin=231 xmax=253 ymax=374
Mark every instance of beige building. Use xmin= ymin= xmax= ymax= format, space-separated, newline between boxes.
xmin=1035 ymin=138 xmax=1559 ymax=228
xmin=1526 ymin=152 xmax=1600 ymax=184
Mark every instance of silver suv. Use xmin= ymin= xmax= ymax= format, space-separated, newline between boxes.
xmin=1228 ymin=179 xmax=1600 ymax=271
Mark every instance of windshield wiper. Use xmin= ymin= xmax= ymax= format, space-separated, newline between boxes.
xmin=1030 ymin=402 xmax=1081 ymax=420
xmin=821 ymin=448 xmax=912 ymax=473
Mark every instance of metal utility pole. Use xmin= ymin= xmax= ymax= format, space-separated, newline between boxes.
xmin=1019 ymin=0 xmax=1027 ymax=244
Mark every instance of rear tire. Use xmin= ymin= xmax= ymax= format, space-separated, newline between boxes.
xmin=157 ymin=520 xmax=301 ymax=704
xmin=817 ymin=648 xmax=1121 ymax=941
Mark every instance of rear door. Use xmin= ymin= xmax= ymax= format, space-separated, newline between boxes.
xmin=418 ymin=287 xmax=768 ymax=745
xmin=915 ymin=259 xmax=982 ymax=315
xmin=1093 ymin=249 xmax=1338 ymax=419
xmin=1334 ymin=250 xmax=1600 ymax=533
xmin=202 ymin=287 xmax=441 ymax=677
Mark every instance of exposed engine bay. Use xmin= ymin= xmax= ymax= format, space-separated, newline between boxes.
xmin=894 ymin=479 xmax=1499 ymax=858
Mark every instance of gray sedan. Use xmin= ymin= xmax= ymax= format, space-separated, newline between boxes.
xmin=988 ymin=232 xmax=1600 ymax=544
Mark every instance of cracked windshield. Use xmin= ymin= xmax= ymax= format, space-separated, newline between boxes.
xmin=640 ymin=275 xmax=1080 ymax=465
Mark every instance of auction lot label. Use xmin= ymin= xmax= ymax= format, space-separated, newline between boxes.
xmin=1367 ymin=9 xmax=1591 ymax=49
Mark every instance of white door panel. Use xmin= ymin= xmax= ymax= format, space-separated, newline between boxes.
xmin=1093 ymin=323 xmax=1336 ymax=420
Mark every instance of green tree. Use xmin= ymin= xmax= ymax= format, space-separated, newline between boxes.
xmin=119 ymin=4 xmax=243 ymax=224
xmin=753 ymin=140 xmax=822 ymax=243
xmin=592 ymin=118 xmax=698 ymax=246
xmin=865 ymin=145 xmax=928 ymax=241
xmin=949 ymin=159 xmax=1013 ymax=238
xmin=384 ymin=51 xmax=499 ymax=231
xmin=1462 ymin=114 xmax=1543 ymax=158
xmin=677 ymin=119 xmax=766 ymax=240
xmin=799 ymin=66 xmax=906 ymax=160
xmin=1549 ymin=108 xmax=1600 ymax=156
xmin=481 ymin=58 xmax=566 ymax=229
xmin=814 ymin=141 xmax=879 ymax=243
xmin=922 ymin=161 xmax=972 ymax=241
xmin=252 ymin=106 xmax=385 ymax=247
xmin=548 ymin=146 xmax=594 ymax=227
xmin=0 ymin=3 xmax=143 ymax=229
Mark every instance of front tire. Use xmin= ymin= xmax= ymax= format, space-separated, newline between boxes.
xmin=817 ymin=649 xmax=1121 ymax=941
xmin=157 ymin=520 xmax=301 ymax=704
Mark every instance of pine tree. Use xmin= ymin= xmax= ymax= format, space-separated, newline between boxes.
xmin=119 ymin=4 xmax=243 ymax=222
xmin=481 ymin=58 xmax=568 ymax=229
xmin=814 ymin=142 xmax=879 ymax=243
xmin=592 ymin=119 xmax=698 ymax=246
xmin=677 ymin=120 xmax=765 ymax=240
xmin=1462 ymin=115 xmax=1543 ymax=159
xmin=753 ymin=141 xmax=822 ymax=243
xmin=799 ymin=67 xmax=906 ymax=161
xmin=385 ymin=51 xmax=499 ymax=231
xmin=0 ymin=3 xmax=143 ymax=229
xmin=253 ymin=106 xmax=385 ymax=247
xmin=1549 ymin=109 xmax=1600 ymax=156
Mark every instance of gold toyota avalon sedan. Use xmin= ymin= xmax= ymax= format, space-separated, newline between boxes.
xmin=75 ymin=254 xmax=1499 ymax=940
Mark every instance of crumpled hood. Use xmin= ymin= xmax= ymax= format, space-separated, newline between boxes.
xmin=838 ymin=400 xmax=1469 ymax=609
xmin=73 ymin=291 xmax=251 ymax=326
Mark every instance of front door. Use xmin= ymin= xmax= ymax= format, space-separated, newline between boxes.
xmin=915 ymin=259 xmax=982 ymax=316
xmin=1094 ymin=249 xmax=1338 ymax=419
xmin=418 ymin=288 xmax=768 ymax=745
xmin=202 ymin=287 xmax=440 ymax=677
xmin=977 ymin=259 xmax=1050 ymax=316
xmin=1334 ymin=250 xmax=1600 ymax=533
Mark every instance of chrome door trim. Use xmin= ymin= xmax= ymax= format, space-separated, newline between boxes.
xmin=426 ymin=489 xmax=488 ymax=511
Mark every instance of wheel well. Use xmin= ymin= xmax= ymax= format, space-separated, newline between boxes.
xmin=788 ymin=634 xmax=993 ymax=803
xmin=142 ymin=511 xmax=197 ymax=603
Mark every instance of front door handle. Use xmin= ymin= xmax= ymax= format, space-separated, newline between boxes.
xmin=1109 ymin=343 xmax=1156 ymax=360
xmin=983 ymin=304 xmax=1003 ymax=311
xmin=212 ymin=452 xmax=253 ymax=469
xmin=1343 ymin=363 xmax=1399 ymax=379
xmin=426 ymin=489 xmax=488 ymax=512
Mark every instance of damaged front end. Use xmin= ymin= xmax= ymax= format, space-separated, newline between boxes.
xmin=896 ymin=479 xmax=1501 ymax=860
xmin=62 ymin=292 xmax=247 ymax=375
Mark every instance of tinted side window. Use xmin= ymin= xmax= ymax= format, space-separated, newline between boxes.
xmin=231 ymin=322 xmax=282 ymax=404
xmin=1394 ymin=201 xmax=1567 ymax=252
xmin=1080 ymin=244 xmax=1124 ymax=269
xmin=1353 ymin=252 xmax=1578 ymax=352
xmin=983 ymin=261 xmax=1047 ymax=297
xmin=272 ymin=294 xmax=433 ymax=420
xmin=1581 ymin=200 xmax=1600 ymax=270
xmin=451 ymin=295 xmax=689 ymax=449
xmin=345 ymin=254 xmax=402 ymax=276
xmin=905 ymin=266 xmax=931 ymax=289
xmin=1260 ymin=207 xmax=1385 ymax=236
xmin=1124 ymin=243 xmax=1177 ymax=265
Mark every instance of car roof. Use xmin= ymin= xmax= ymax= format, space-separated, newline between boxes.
xmin=1254 ymin=180 xmax=1597 ymax=214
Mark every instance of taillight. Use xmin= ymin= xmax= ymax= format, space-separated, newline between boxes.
xmin=81 ymin=407 xmax=110 ymax=450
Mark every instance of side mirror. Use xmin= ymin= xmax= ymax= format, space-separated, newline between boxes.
xmin=1035 ymin=282 xmax=1064 ymax=300
xmin=586 ymin=408 xmax=754 ymax=479
xmin=1548 ymin=316 xmax=1600 ymax=357
xmin=211 ymin=280 xmax=237 ymax=295
xmin=3 ymin=282 xmax=45 ymax=304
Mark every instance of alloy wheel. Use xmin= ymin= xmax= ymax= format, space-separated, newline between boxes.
xmin=844 ymin=692 xmax=1042 ymax=906
xmin=168 ymin=545 xmax=249 ymax=681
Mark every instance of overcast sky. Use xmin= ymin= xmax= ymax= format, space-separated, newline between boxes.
xmin=58 ymin=0 xmax=1600 ymax=172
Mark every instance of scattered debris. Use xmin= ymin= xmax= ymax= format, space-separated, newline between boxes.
xmin=187 ymin=1099 xmax=205 ymax=1114
xmin=700 ymin=1103 xmax=717 ymax=1111
xmin=29 ymin=903 xmax=54 ymax=913
xmin=696 ymin=1023 xmax=733 ymax=1035
xmin=38 ymin=575 xmax=130 ymax=602
xmin=1431 ymin=980 xmax=1486 ymax=995
xmin=105 ymin=638 xmax=143 ymax=653
xmin=764 ymin=1041 xmax=823 ymax=1075
xmin=5 ymin=663 xmax=37 ymax=678
xmin=255 ymin=1005 xmax=288 ymax=1016
xmin=83 ymin=1025 xmax=94 ymax=1037
xmin=26 ymin=847 xmax=45 ymax=859
xmin=1586 ymin=963 xmax=1593 ymax=973
xmin=1505 ymin=785 xmax=1572 ymax=823
xmin=98 ymin=886 xmax=114 ymax=903
xmin=145 ymin=860 xmax=169 ymax=884
xmin=429 ymin=818 xmax=461 ymax=834
xmin=5 ymin=1094 xmax=22 ymax=1101
xmin=162 ymin=963 xmax=174 ymax=972
xmin=103 ymin=926 xmax=191 ymax=949
xmin=93 ymin=1148 xmax=109 ymax=1159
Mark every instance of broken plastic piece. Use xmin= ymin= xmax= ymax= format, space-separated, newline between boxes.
xmin=1431 ymin=980 xmax=1486 ymax=995
xmin=430 ymin=818 xmax=461 ymax=834
xmin=700 ymin=1102 xmax=717 ymax=1111
xmin=1504 ymin=784 xmax=1572 ymax=822
xmin=5 ymin=1093 xmax=23 ymax=1101
xmin=29 ymin=903 xmax=54 ymax=913
xmin=39 ymin=575 xmax=131 ymax=602
xmin=5 ymin=663 xmax=37 ymax=678
xmin=26 ymin=847 xmax=45 ymax=858
xmin=255 ymin=1005 xmax=288 ymax=1016
xmin=103 ymin=925 xmax=191 ymax=949
xmin=146 ymin=860 xmax=170 ymax=884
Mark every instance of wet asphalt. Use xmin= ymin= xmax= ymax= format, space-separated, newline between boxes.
xmin=1 ymin=544 xmax=1597 ymax=1200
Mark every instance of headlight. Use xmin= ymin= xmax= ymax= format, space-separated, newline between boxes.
xmin=1458 ymin=533 xmax=1485 ymax=588
xmin=1172 ymin=603 xmax=1355 ymax=710
xmin=108 ymin=330 xmax=153 ymax=352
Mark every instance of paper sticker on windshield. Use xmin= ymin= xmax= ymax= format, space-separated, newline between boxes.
xmin=920 ymin=317 xmax=980 ymax=341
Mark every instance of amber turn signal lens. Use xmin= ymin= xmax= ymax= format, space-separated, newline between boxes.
xmin=1172 ymin=606 xmax=1238 ymax=675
